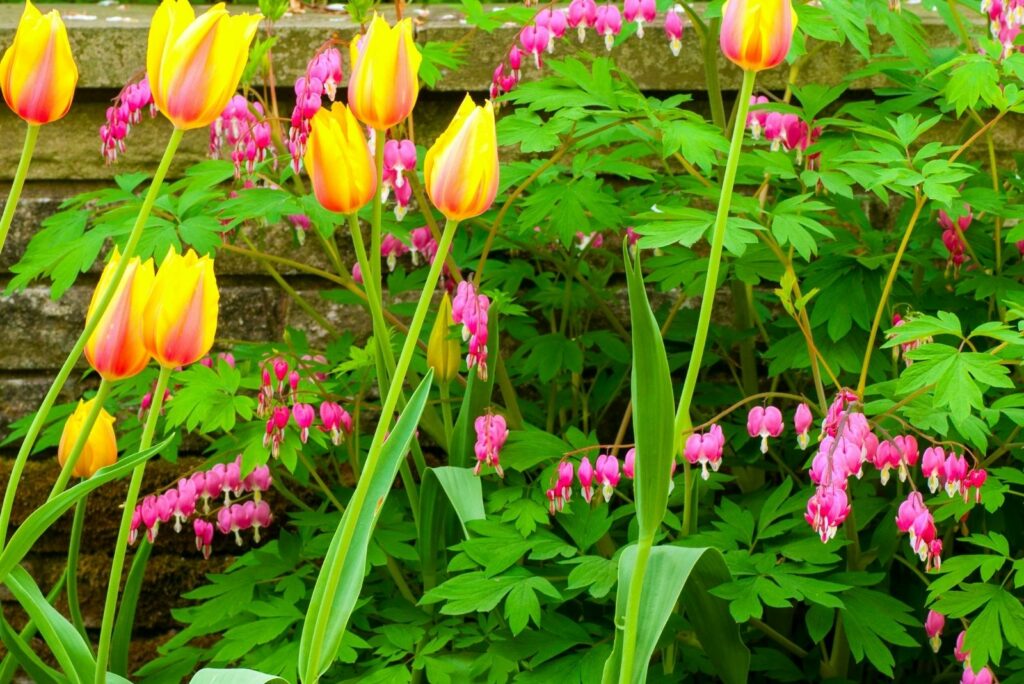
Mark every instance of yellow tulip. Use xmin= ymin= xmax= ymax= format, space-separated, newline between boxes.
xmin=424 ymin=95 xmax=499 ymax=221
xmin=304 ymin=103 xmax=376 ymax=214
xmin=719 ymin=0 xmax=797 ymax=72
xmin=347 ymin=14 xmax=421 ymax=131
xmin=143 ymin=247 xmax=219 ymax=368
xmin=0 ymin=0 xmax=78 ymax=125
xmin=58 ymin=399 xmax=117 ymax=479
xmin=84 ymin=249 xmax=155 ymax=381
xmin=427 ymin=293 xmax=461 ymax=384
xmin=147 ymin=0 xmax=262 ymax=130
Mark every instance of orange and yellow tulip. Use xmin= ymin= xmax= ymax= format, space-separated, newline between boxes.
xmin=143 ymin=247 xmax=219 ymax=368
xmin=424 ymin=95 xmax=499 ymax=221
xmin=147 ymin=0 xmax=262 ymax=130
xmin=0 ymin=0 xmax=77 ymax=125
xmin=84 ymin=249 xmax=155 ymax=381
xmin=719 ymin=0 xmax=797 ymax=72
xmin=304 ymin=103 xmax=376 ymax=214
xmin=347 ymin=15 xmax=421 ymax=131
xmin=58 ymin=399 xmax=117 ymax=479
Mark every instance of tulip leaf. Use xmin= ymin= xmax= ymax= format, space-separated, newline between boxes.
xmin=189 ymin=668 xmax=288 ymax=684
xmin=298 ymin=372 xmax=433 ymax=684
xmin=0 ymin=614 xmax=66 ymax=684
xmin=602 ymin=545 xmax=749 ymax=684
xmin=623 ymin=248 xmax=676 ymax=540
xmin=0 ymin=436 xmax=173 ymax=583
xmin=110 ymin=539 xmax=154 ymax=676
xmin=427 ymin=466 xmax=486 ymax=538
xmin=5 ymin=565 xmax=94 ymax=684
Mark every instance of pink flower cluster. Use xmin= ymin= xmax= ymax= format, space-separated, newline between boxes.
xmin=490 ymin=3 xmax=684 ymax=100
xmin=383 ymin=139 xmax=417 ymax=221
xmin=288 ymin=47 xmax=344 ymax=170
xmin=453 ymin=280 xmax=491 ymax=380
xmin=550 ymin=448 xmax=638 ymax=514
xmin=100 ymin=78 xmax=156 ymax=164
xmin=210 ymin=95 xmax=273 ymax=178
xmin=474 ymin=411 xmax=508 ymax=477
xmin=130 ymin=455 xmax=273 ymax=557
xmin=954 ymin=629 xmax=995 ymax=684
xmin=896 ymin=491 xmax=943 ymax=570
xmin=747 ymin=96 xmax=822 ymax=169
xmin=258 ymin=356 xmax=352 ymax=457
xmin=982 ymin=0 xmax=1024 ymax=57
xmin=939 ymin=207 xmax=972 ymax=270
xmin=921 ymin=447 xmax=987 ymax=502
xmin=684 ymin=424 xmax=725 ymax=480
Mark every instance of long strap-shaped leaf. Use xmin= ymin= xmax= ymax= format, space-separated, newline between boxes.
xmin=189 ymin=668 xmax=288 ymax=683
xmin=6 ymin=565 xmax=94 ymax=684
xmin=603 ymin=544 xmax=749 ymax=684
xmin=298 ymin=373 xmax=433 ymax=682
xmin=0 ymin=436 xmax=173 ymax=582
xmin=0 ymin=614 xmax=66 ymax=684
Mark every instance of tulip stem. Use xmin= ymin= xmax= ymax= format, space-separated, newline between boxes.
xmin=48 ymin=379 xmax=113 ymax=499
xmin=94 ymin=365 xmax=172 ymax=681
xmin=67 ymin=495 xmax=89 ymax=639
xmin=0 ymin=123 xmax=40 ymax=258
xmin=0 ymin=127 xmax=183 ymax=553
xmin=371 ymin=130 xmax=386 ymax=293
xmin=301 ymin=219 xmax=457 ymax=684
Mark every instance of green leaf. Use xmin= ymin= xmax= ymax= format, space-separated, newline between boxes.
xmin=623 ymin=249 xmax=675 ymax=540
xmin=0 ymin=615 xmax=66 ymax=684
xmin=189 ymin=669 xmax=288 ymax=684
xmin=426 ymin=467 xmax=485 ymax=538
xmin=6 ymin=566 xmax=94 ymax=684
xmin=109 ymin=540 xmax=153 ymax=676
xmin=297 ymin=373 xmax=433 ymax=684
xmin=602 ymin=545 xmax=748 ymax=684
xmin=840 ymin=588 xmax=918 ymax=677
xmin=565 ymin=555 xmax=619 ymax=599
xmin=501 ymin=429 xmax=570 ymax=472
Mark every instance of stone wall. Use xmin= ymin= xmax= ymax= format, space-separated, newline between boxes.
xmin=0 ymin=2 xmax=1010 ymax=675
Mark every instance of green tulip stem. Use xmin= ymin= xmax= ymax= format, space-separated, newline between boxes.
xmin=0 ymin=123 xmax=40 ymax=257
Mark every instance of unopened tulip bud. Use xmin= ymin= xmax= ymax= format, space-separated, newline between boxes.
xmin=427 ymin=293 xmax=461 ymax=384
xmin=58 ymin=399 xmax=117 ymax=479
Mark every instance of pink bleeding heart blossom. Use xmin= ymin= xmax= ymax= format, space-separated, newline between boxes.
xmin=594 ymin=454 xmax=621 ymax=502
xmin=381 ymin=233 xmax=411 ymax=271
xmin=568 ymin=0 xmax=598 ymax=41
xmin=452 ymin=280 xmax=491 ymax=380
xmin=961 ymin=666 xmax=995 ymax=684
xmin=210 ymin=95 xmax=273 ymax=178
xmin=535 ymin=8 xmax=567 ymax=50
xmin=519 ymin=24 xmax=551 ymax=68
xmin=747 ymin=95 xmax=770 ymax=140
xmin=623 ymin=0 xmax=656 ymax=38
xmin=319 ymin=401 xmax=353 ymax=446
xmin=943 ymin=452 xmax=969 ymax=498
xmin=684 ymin=424 xmax=724 ymax=480
xmin=747 ymin=406 xmax=784 ymax=453
xmin=805 ymin=486 xmax=850 ymax=543
xmin=288 ymin=47 xmax=344 ymax=170
xmin=664 ymin=8 xmax=684 ymax=55
xmin=578 ymin=456 xmax=595 ymax=503
xmin=100 ymin=77 xmax=157 ymax=163
xmin=474 ymin=412 xmax=508 ymax=477
xmin=922 ymin=446 xmax=945 ymax=494
xmin=925 ymin=610 xmax=945 ymax=653
xmin=955 ymin=630 xmax=969 ymax=662
xmin=548 ymin=461 xmax=576 ymax=513
xmin=595 ymin=3 xmax=622 ymax=50
xmin=794 ymin=403 xmax=813 ymax=450
xmin=623 ymin=448 xmax=636 ymax=479
xmin=292 ymin=403 xmax=315 ymax=443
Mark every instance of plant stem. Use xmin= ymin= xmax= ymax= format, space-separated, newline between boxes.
xmin=0 ymin=124 xmax=40 ymax=257
xmin=0 ymin=127 xmax=183 ymax=552
xmin=371 ymin=131 xmax=386 ymax=292
xmin=49 ymin=379 xmax=113 ymax=499
xmin=94 ymin=365 xmax=172 ymax=680
xmin=66 ymin=495 xmax=88 ymax=639
xmin=703 ymin=19 xmax=727 ymax=132
xmin=303 ymin=219 xmax=458 ymax=682
xmin=617 ymin=533 xmax=654 ymax=683
xmin=674 ymin=69 xmax=757 ymax=450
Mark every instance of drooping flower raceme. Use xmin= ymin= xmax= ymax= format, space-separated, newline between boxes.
xmin=58 ymin=399 xmax=118 ymax=479
xmin=146 ymin=0 xmax=263 ymax=130
xmin=0 ymin=0 xmax=78 ymax=125
xmin=474 ymin=411 xmax=508 ymax=477
xmin=347 ymin=15 xmax=421 ymax=131
xmin=452 ymin=280 xmax=491 ymax=380
xmin=84 ymin=248 xmax=155 ymax=381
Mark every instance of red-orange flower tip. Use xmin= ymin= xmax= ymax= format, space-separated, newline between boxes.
xmin=147 ymin=0 xmax=263 ymax=130
xmin=85 ymin=248 xmax=156 ymax=381
xmin=424 ymin=95 xmax=499 ymax=222
xmin=719 ymin=0 xmax=797 ymax=72
xmin=58 ymin=399 xmax=117 ymax=479
xmin=347 ymin=14 xmax=421 ymax=131
xmin=304 ymin=103 xmax=376 ymax=214
xmin=143 ymin=247 xmax=219 ymax=368
xmin=0 ymin=0 xmax=78 ymax=125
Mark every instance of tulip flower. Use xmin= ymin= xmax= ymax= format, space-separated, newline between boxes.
xmin=425 ymin=95 xmax=499 ymax=221
xmin=0 ymin=0 xmax=78 ymax=125
xmin=147 ymin=0 xmax=263 ymax=130
xmin=427 ymin=293 xmax=461 ymax=384
xmin=58 ymin=399 xmax=117 ymax=478
xmin=84 ymin=248 xmax=156 ymax=381
xmin=304 ymin=103 xmax=376 ymax=214
xmin=347 ymin=14 xmax=421 ymax=131
xmin=143 ymin=247 xmax=219 ymax=368
xmin=719 ymin=0 xmax=797 ymax=72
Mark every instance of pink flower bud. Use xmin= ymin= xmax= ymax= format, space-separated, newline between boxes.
xmin=273 ymin=358 xmax=288 ymax=383
xmin=594 ymin=454 xmax=619 ymax=502
xmin=292 ymin=403 xmax=315 ymax=443
xmin=194 ymin=519 xmax=214 ymax=559
xmin=794 ymin=403 xmax=813 ymax=449
xmin=925 ymin=610 xmax=945 ymax=653
xmin=922 ymin=447 xmax=945 ymax=493
xmin=955 ymin=630 xmax=969 ymax=662
xmin=623 ymin=448 xmax=635 ymax=479
xmin=578 ymin=456 xmax=594 ymax=503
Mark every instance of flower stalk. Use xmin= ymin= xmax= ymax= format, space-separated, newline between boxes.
xmin=0 ymin=123 xmax=39 ymax=257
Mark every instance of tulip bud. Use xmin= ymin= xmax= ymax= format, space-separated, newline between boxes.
xmin=84 ymin=248 xmax=155 ymax=381
xmin=427 ymin=293 xmax=461 ymax=384
xmin=58 ymin=399 xmax=117 ymax=478
xmin=147 ymin=0 xmax=263 ymax=130
xmin=143 ymin=247 xmax=219 ymax=368
xmin=347 ymin=14 xmax=421 ymax=131
xmin=719 ymin=0 xmax=797 ymax=72
xmin=0 ymin=0 xmax=78 ymax=125
xmin=425 ymin=95 xmax=499 ymax=221
xmin=304 ymin=103 xmax=376 ymax=214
